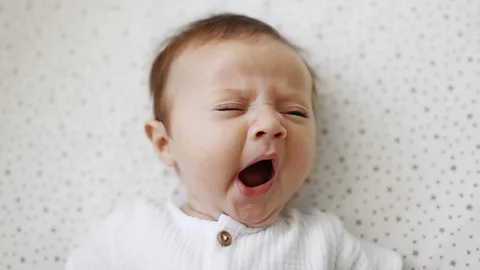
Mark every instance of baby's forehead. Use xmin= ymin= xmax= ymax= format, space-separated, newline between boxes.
xmin=168 ymin=39 xmax=312 ymax=93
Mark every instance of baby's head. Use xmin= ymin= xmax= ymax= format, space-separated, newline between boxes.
xmin=145 ymin=13 xmax=317 ymax=227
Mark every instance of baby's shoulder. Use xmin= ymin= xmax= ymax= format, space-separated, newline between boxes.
xmin=66 ymin=198 xmax=172 ymax=269
xmin=91 ymin=197 xmax=171 ymax=234
xmin=111 ymin=197 xmax=168 ymax=218
xmin=281 ymin=205 xmax=346 ymax=235
xmin=281 ymin=206 xmax=403 ymax=269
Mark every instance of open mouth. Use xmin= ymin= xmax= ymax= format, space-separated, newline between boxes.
xmin=238 ymin=159 xmax=275 ymax=188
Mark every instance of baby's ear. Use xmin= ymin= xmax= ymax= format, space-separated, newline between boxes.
xmin=144 ymin=120 xmax=176 ymax=166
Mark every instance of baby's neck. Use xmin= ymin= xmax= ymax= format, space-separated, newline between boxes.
xmin=180 ymin=202 xmax=217 ymax=221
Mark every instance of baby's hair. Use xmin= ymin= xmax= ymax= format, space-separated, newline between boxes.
xmin=149 ymin=13 xmax=317 ymax=130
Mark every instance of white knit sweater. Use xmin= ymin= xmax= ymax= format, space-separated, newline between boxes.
xmin=66 ymin=198 xmax=402 ymax=270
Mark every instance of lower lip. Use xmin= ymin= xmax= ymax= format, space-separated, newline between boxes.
xmin=235 ymin=176 xmax=275 ymax=197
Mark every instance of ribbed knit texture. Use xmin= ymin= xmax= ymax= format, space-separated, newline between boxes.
xmin=66 ymin=198 xmax=402 ymax=270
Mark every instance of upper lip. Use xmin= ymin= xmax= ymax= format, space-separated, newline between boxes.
xmin=240 ymin=152 xmax=279 ymax=175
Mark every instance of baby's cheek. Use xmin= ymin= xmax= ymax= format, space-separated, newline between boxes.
xmin=288 ymin=130 xmax=316 ymax=173
xmin=195 ymin=131 xmax=243 ymax=174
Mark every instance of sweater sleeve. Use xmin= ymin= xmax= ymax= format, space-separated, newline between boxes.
xmin=65 ymin=223 xmax=113 ymax=270
xmin=358 ymin=238 xmax=403 ymax=270
xmin=326 ymin=213 xmax=402 ymax=270
xmin=65 ymin=200 xmax=139 ymax=270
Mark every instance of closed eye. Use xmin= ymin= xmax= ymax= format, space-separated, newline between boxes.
xmin=286 ymin=110 xmax=308 ymax=118
xmin=214 ymin=104 xmax=246 ymax=112
xmin=216 ymin=107 xmax=243 ymax=111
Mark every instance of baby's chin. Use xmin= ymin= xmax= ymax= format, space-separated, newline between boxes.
xmin=228 ymin=203 xmax=284 ymax=228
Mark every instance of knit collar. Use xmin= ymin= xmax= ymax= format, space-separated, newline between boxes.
xmin=166 ymin=200 xmax=271 ymax=237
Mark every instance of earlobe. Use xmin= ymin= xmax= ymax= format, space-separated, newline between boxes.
xmin=144 ymin=120 xmax=176 ymax=166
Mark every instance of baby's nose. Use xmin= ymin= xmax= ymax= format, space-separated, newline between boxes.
xmin=249 ymin=109 xmax=287 ymax=141
xmin=253 ymin=126 xmax=286 ymax=140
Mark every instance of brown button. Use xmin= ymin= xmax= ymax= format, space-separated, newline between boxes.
xmin=217 ymin=230 xmax=232 ymax=247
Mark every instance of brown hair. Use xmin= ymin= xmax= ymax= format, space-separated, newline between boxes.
xmin=149 ymin=13 xmax=317 ymax=129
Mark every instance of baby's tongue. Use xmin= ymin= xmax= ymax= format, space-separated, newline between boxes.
xmin=238 ymin=161 xmax=271 ymax=187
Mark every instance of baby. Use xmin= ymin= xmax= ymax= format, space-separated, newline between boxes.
xmin=66 ymin=13 xmax=402 ymax=269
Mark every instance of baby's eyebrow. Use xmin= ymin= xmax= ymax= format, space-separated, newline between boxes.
xmin=215 ymin=88 xmax=251 ymax=94
xmin=213 ymin=88 xmax=254 ymax=99
xmin=213 ymin=87 xmax=310 ymax=104
xmin=276 ymin=89 xmax=310 ymax=103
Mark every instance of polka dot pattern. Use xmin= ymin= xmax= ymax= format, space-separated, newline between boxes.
xmin=0 ymin=0 xmax=478 ymax=269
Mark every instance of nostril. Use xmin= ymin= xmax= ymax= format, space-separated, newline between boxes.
xmin=256 ymin=131 xmax=266 ymax=138
xmin=274 ymin=132 xmax=284 ymax=138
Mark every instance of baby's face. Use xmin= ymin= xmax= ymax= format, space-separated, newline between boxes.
xmin=163 ymin=38 xmax=316 ymax=227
